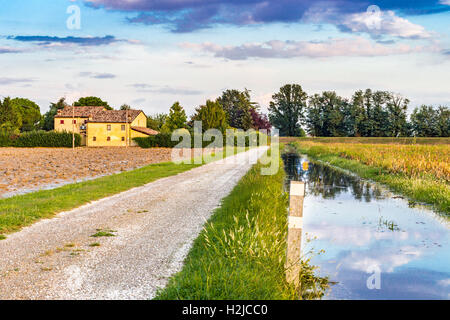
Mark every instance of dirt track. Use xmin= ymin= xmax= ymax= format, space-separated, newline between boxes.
xmin=0 ymin=147 xmax=174 ymax=198
xmin=0 ymin=147 xmax=267 ymax=300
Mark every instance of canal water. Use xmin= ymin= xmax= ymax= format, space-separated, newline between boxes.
xmin=282 ymin=153 xmax=450 ymax=300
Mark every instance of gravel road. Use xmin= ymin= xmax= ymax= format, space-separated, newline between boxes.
xmin=0 ymin=147 xmax=268 ymax=300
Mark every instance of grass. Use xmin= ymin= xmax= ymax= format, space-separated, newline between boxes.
xmin=91 ymin=229 xmax=116 ymax=238
xmin=280 ymin=136 xmax=450 ymax=145
xmin=290 ymin=141 xmax=450 ymax=215
xmin=0 ymin=147 xmax=250 ymax=238
xmin=0 ymin=161 xmax=201 ymax=236
xmin=155 ymin=152 xmax=328 ymax=300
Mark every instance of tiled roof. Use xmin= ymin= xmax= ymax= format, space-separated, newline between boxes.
xmin=55 ymin=106 xmax=144 ymax=123
xmin=55 ymin=106 xmax=106 ymax=118
xmin=132 ymin=126 xmax=159 ymax=136
xmin=88 ymin=110 xmax=143 ymax=123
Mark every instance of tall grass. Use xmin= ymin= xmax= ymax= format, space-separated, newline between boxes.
xmin=280 ymin=136 xmax=450 ymax=145
xmin=155 ymin=154 xmax=328 ymax=300
xmin=292 ymin=141 xmax=450 ymax=215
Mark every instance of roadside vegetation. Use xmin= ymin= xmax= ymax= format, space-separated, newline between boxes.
xmin=156 ymin=153 xmax=329 ymax=300
xmin=0 ymin=161 xmax=200 ymax=237
xmin=280 ymin=136 xmax=450 ymax=145
xmin=0 ymin=147 xmax=250 ymax=238
xmin=290 ymin=141 xmax=450 ymax=215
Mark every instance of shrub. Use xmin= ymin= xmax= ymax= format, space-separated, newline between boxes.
xmin=11 ymin=131 xmax=81 ymax=148
xmin=134 ymin=131 xmax=269 ymax=149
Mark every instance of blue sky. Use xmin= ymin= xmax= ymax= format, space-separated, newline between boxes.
xmin=0 ymin=0 xmax=449 ymax=116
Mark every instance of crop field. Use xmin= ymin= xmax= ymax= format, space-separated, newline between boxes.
xmin=280 ymin=137 xmax=450 ymax=145
xmin=0 ymin=147 xmax=174 ymax=198
xmin=289 ymin=139 xmax=450 ymax=214
xmin=294 ymin=141 xmax=449 ymax=182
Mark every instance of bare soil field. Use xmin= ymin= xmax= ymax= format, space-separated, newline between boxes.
xmin=0 ymin=147 xmax=175 ymax=198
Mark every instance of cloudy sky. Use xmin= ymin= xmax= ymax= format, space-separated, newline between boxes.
xmin=0 ymin=0 xmax=449 ymax=116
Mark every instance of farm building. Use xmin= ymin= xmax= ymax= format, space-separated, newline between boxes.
xmin=54 ymin=106 xmax=158 ymax=146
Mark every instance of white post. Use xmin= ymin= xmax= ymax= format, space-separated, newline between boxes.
xmin=285 ymin=181 xmax=305 ymax=284
xmin=72 ymin=104 xmax=75 ymax=150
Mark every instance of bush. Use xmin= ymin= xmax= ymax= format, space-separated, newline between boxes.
xmin=0 ymin=131 xmax=81 ymax=148
xmin=134 ymin=131 xmax=269 ymax=149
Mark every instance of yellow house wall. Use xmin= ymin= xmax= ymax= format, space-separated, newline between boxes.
xmin=131 ymin=112 xmax=147 ymax=127
xmin=54 ymin=117 xmax=88 ymax=145
xmin=87 ymin=122 xmax=129 ymax=147
xmin=129 ymin=113 xmax=149 ymax=146
xmin=54 ymin=117 xmax=87 ymax=134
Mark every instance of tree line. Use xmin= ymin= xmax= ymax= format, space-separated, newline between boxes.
xmin=268 ymin=84 xmax=449 ymax=137
xmin=146 ymin=89 xmax=271 ymax=134
xmin=1 ymin=86 xmax=448 ymax=138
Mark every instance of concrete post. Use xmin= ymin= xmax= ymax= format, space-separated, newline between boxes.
xmin=285 ymin=181 xmax=305 ymax=284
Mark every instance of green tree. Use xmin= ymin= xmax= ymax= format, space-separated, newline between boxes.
xmin=436 ymin=106 xmax=450 ymax=137
xmin=147 ymin=113 xmax=167 ymax=131
xmin=74 ymin=96 xmax=112 ymax=110
xmin=385 ymin=94 xmax=409 ymax=137
xmin=191 ymin=100 xmax=228 ymax=133
xmin=269 ymin=84 xmax=307 ymax=137
xmin=10 ymin=98 xmax=42 ymax=132
xmin=120 ymin=104 xmax=131 ymax=110
xmin=217 ymin=89 xmax=254 ymax=130
xmin=0 ymin=97 xmax=22 ymax=134
xmin=410 ymin=105 xmax=440 ymax=137
xmin=42 ymin=98 xmax=68 ymax=131
xmin=161 ymin=102 xmax=187 ymax=133
xmin=306 ymin=92 xmax=347 ymax=137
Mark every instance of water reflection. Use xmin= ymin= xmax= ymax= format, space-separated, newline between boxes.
xmin=282 ymin=153 xmax=450 ymax=300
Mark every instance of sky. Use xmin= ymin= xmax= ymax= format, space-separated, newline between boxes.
xmin=0 ymin=0 xmax=449 ymax=116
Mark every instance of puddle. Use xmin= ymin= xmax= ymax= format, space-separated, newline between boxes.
xmin=282 ymin=153 xmax=450 ymax=300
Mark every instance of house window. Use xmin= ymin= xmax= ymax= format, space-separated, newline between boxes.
xmin=122 ymin=137 xmax=125 ymax=141
xmin=93 ymin=137 xmax=96 ymax=141
xmin=107 ymin=137 xmax=111 ymax=141
xmin=60 ymin=120 xmax=64 ymax=124
xmin=107 ymin=124 xmax=111 ymax=131
xmin=121 ymin=125 xmax=126 ymax=131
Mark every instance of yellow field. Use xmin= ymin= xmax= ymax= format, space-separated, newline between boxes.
xmin=296 ymin=141 xmax=450 ymax=183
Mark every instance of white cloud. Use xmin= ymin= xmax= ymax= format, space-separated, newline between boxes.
xmin=181 ymin=37 xmax=430 ymax=60
xmin=440 ymin=0 xmax=450 ymax=5
xmin=340 ymin=10 xmax=433 ymax=39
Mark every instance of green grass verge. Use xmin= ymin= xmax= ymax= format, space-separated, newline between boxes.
xmin=0 ymin=147 xmax=251 ymax=239
xmin=0 ymin=161 xmax=201 ymax=236
xmin=155 ymin=153 xmax=328 ymax=300
xmin=291 ymin=142 xmax=449 ymax=216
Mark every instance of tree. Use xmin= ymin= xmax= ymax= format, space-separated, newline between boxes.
xmin=385 ymin=94 xmax=409 ymax=137
xmin=410 ymin=105 xmax=440 ymax=137
xmin=269 ymin=84 xmax=308 ymax=137
xmin=42 ymin=98 xmax=68 ymax=131
xmin=349 ymin=89 xmax=406 ymax=137
xmin=191 ymin=100 xmax=228 ymax=133
xmin=120 ymin=104 xmax=131 ymax=110
xmin=0 ymin=97 xmax=22 ymax=134
xmin=147 ymin=113 xmax=167 ymax=131
xmin=74 ymin=96 xmax=112 ymax=110
xmin=161 ymin=102 xmax=187 ymax=133
xmin=217 ymin=89 xmax=254 ymax=130
xmin=306 ymin=92 xmax=347 ymax=137
xmin=10 ymin=98 xmax=42 ymax=132
xmin=250 ymin=108 xmax=272 ymax=132
xmin=436 ymin=106 xmax=450 ymax=137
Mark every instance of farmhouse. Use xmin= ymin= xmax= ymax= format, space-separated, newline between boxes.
xmin=54 ymin=106 xmax=158 ymax=147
